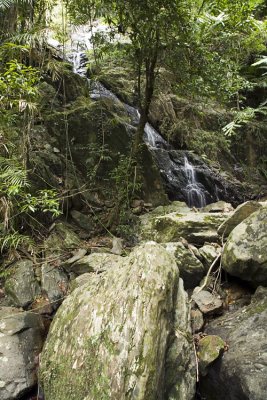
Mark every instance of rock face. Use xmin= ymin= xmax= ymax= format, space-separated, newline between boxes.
xmin=222 ymin=207 xmax=267 ymax=286
xmin=40 ymin=242 xmax=196 ymax=400
xmin=140 ymin=204 xmax=227 ymax=245
xmin=218 ymin=201 xmax=262 ymax=237
xmin=200 ymin=287 xmax=267 ymax=400
xmin=0 ymin=308 xmax=45 ymax=400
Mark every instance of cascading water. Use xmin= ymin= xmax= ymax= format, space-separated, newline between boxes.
xmin=183 ymin=156 xmax=207 ymax=208
xmin=70 ymin=48 xmax=219 ymax=208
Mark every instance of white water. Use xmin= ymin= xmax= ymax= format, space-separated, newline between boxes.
xmin=71 ymin=47 xmax=210 ymax=209
xmin=183 ymin=156 xmax=206 ymax=208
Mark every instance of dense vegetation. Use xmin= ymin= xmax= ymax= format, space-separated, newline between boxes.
xmin=0 ymin=0 xmax=266 ymax=259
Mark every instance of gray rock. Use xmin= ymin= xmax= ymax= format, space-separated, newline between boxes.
xmin=140 ymin=206 xmax=227 ymax=245
xmin=71 ymin=210 xmax=94 ymax=232
xmin=65 ymin=252 xmax=123 ymax=276
xmin=0 ymin=307 xmax=45 ymax=400
xmin=5 ymin=260 xmax=41 ymax=308
xmin=191 ymin=309 xmax=204 ymax=333
xmin=202 ymin=201 xmax=233 ymax=213
xmin=199 ymin=245 xmax=221 ymax=270
xmin=218 ymin=201 xmax=262 ymax=237
xmin=165 ymin=242 xmax=206 ymax=289
xmin=222 ymin=207 xmax=267 ymax=286
xmin=44 ymin=222 xmax=81 ymax=256
xmin=40 ymin=242 xmax=196 ymax=400
xmin=111 ymin=237 xmax=124 ymax=255
xmin=200 ymin=287 xmax=267 ymax=400
xmin=192 ymin=289 xmax=223 ymax=315
xmin=64 ymin=248 xmax=87 ymax=265
xmin=41 ymin=264 xmax=69 ymax=310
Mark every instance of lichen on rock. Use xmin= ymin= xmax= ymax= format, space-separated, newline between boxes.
xmin=40 ymin=242 xmax=196 ymax=400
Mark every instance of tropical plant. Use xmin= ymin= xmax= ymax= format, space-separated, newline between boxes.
xmin=0 ymin=155 xmax=61 ymax=254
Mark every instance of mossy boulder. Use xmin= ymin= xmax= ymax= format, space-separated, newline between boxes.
xmin=222 ymin=207 xmax=267 ymax=286
xmin=139 ymin=206 xmax=227 ymax=245
xmin=218 ymin=200 xmax=262 ymax=237
xmin=40 ymin=242 xmax=196 ymax=400
xmin=197 ymin=335 xmax=225 ymax=376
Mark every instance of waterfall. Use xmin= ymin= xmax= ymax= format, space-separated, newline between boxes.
xmin=183 ymin=156 xmax=207 ymax=208
xmin=70 ymin=49 xmax=217 ymax=209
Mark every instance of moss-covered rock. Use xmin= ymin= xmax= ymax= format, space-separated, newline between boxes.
xmin=40 ymin=242 xmax=196 ymax=400
xmin=199 ymin=244 xmax=221 ymax=270
xmin=139 ymin=206 xmax=227 ymax=245
xmin=222 ymin=207 xmax=267 ymax=286
xmin=198 ymin=335 xmax=225 ymax=376
xmin=218 ymin=200 xmax=262 ymax=237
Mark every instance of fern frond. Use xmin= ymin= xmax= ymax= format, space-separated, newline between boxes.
xmin=0 ymin=231 xmax=34 ymax=253
xmin=0 ymin=157 xmax=29 ymax=190
xmin=0 ymin=0 xmax=32 ymax=10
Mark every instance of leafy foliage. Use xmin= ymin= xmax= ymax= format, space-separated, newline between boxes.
xmin=0 ymin=155 xmax=61 ymax=253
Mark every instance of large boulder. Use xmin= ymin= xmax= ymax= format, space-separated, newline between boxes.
xmin=139 ymin=204 xmax=227 ymax=245
xmin=40 ymin=242 xmax=196 ymax=400
xmin=218 ymin=201 xmax=262 ymax=237
xmin=200 ymin=287 xmax=267 ymax=400
xmin=222 ymin=207 xmax=267 ymax=286
xmin=0 ymin=307 xmax=45 ymax=400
